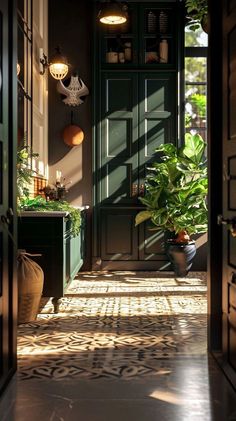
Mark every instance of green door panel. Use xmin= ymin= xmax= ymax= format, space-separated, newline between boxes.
xmin=145 ymin=80 xmax=169 ymax=112
xmin=145 ymin=118 xmax=171 ymax=157
xmin=105 ymin=79 xmax=134 ymax=112
xmin=138 ymin=72 xmax=177 ymax=182
xmin=101 ymin=209 xmax=138 ymax=260
xmin=100 ymin=73 xmax=139 ymax=204
xmin=106 ymin=116 xmax=132 ymax=157
xmin=97 ymin=72 xmax=178 ymax=264
xmin=105 ymin=163 xmax=132 ymax=201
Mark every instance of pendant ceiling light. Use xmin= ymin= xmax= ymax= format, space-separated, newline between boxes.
xmin=98 ymin=1 xmax=127 ymax=25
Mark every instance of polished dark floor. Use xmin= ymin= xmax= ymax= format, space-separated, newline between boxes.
xmin=1 ymin=272 xmax=236 ymax=421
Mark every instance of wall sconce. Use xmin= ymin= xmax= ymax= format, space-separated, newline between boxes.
xmin=98 ymin=1 xmax=127 ymax=25
xmin=39 ymin=47 xmax=69 ymax=80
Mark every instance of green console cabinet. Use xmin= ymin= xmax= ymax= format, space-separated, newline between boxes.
xmin=18 ymin=208 xmax=87 ymax=312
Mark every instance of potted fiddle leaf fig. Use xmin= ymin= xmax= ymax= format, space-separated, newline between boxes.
xmin=135 ymin=133 xmax=208 ymax=276
xmin=185 ymin=0 xmax=208 ymax=33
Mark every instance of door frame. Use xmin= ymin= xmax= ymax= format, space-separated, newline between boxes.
xmin=207 ymin=0 xmax=223 ymax=354
xmin=0 ymin=0 xmax=18 ymax=394
xmin=207 ymin=0 xmax=236 ymax=382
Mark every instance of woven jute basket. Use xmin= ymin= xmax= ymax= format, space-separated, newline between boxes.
xmin=17 ymin=250 xmax=44 ymax=324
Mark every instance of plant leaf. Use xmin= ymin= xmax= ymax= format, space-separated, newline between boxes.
xmin=135 ymin=211 xmax=152 ymax=226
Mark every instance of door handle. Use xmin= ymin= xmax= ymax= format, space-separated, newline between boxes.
xmin=217 ymin=214 xmax=236 ymax=237
xmin=139 ymin=183 xmax=145 ymax=196
xmin=131 ymin=183 xmax=138 ymax=197
xmin=1 ymin=208 xmax=14 ymax=226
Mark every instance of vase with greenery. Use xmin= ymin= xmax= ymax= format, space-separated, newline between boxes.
xmin=17 ymin=146 xmax=81 ymax=237
xmin=135 ymin=133 xmax=208 ymax=276
xmin=18 ymin=196 xmax=82 ymax=237
xmin=185 ymin=0 xmax=208 ymax=32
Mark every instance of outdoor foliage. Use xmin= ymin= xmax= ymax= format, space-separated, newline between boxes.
xmin=185 ymin=91 xmax=207 ymax=128
xmin=185 ymin=0 xmax=208 ymax=31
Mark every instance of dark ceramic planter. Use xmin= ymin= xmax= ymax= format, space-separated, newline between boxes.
xmin=166 ymin=240 xmax=196 ymax=277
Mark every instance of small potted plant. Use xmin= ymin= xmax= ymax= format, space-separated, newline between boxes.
xmin=135 ymin=133 xmax=208 ymax=277
xmin=185 ymin=0 xmax=208 ymax=33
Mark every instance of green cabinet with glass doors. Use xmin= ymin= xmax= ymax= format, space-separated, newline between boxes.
xmin=93 ymin=1 xmax=184 ymax=270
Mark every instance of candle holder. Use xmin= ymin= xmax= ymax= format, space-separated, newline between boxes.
xmin=40 ymin=178 xmax=71 ymax=201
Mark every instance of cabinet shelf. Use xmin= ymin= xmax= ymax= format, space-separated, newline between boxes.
xmin=103 ymin=33 xmax=135 ymax=39
xmin=101 ymin=63 xmax=176 ymax=71
xmin=143 ymin=33 xmax=172 ymax=39
xmin=99 ymin=4 xmax=176 ymax=68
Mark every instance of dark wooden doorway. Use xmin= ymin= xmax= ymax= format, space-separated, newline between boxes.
xmin=208 ymin=0 xmax=236 ymax=388
xmin=0 ymin=0 xmax=17 ymax=394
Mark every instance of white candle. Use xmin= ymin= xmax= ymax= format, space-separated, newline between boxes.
xmin=56 ymin=170 xmax=62 ymax=182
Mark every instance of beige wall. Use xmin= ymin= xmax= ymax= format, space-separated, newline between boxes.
xmin=48 ymin=0 xmax=92 ymax=208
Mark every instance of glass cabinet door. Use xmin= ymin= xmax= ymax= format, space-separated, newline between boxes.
xmin=17 ymin=0 xmax=32 ymax=148
xmin=99 ymin=3 xmax=138 ymax=67
xmin=98 ymin=3 xmax=177 ymax=69
xmin=139 ymin=3 xmax=176 ymax=68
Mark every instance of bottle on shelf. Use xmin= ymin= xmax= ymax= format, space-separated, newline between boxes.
xmin=147 ymin=11 xmax=157 ymax=33
xmin=106 ymin=48 xmax=118 ymax=63
xmin=124 ymin=42 xmax=132 ymax=62
xmin=116 ymin=36 xmax=125 ymax=63
xmin=159 ymin=39 xmax=168 ymax=63
xmin=159 ymin=10 xmax=168 ymax=34
xmin=118 ymin=48 xmax=125 ymax=63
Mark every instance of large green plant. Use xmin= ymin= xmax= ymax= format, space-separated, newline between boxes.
xmin=135 ymin=133 xmax=208 ymax=241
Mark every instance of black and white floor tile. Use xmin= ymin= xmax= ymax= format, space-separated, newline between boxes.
xmin=18 ymin=272 xmax=207 ymax=381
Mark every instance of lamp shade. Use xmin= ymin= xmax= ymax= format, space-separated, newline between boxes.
xmin=49 ymin=47 xmax=69 ymax=80
xmin=98 ymin=1 xmax=127 ymax=25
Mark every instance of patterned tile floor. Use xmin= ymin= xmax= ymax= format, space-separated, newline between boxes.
xmin=18 ymin=271 xmax=207 ymax=381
